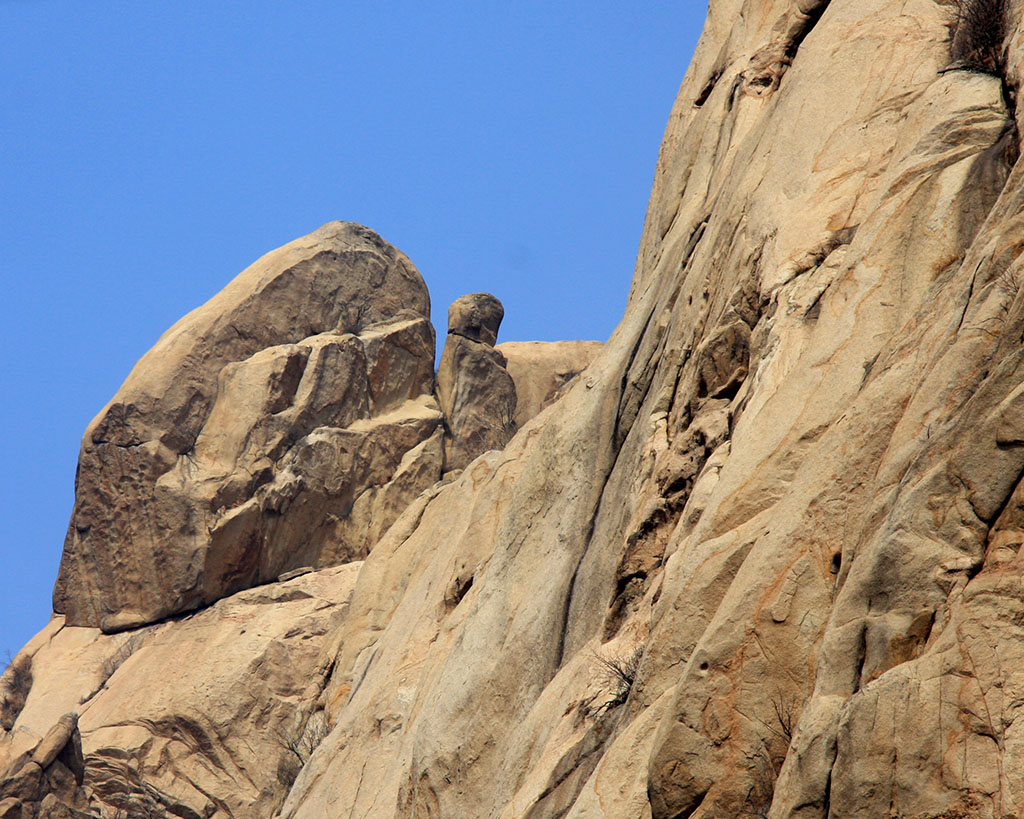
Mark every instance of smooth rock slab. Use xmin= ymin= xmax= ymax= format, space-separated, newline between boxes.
xmin=496 ymin=340 xmax=603 ymax=428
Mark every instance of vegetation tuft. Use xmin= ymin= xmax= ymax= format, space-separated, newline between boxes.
xmin=100 ymin=634 xmax=145 ymax=684
xmin=0 ymin=650 xmax=33 ymax=731
xmin=592 ymin=646 xmax=643 ymax=714
xmin=274 ymin=709 xmax=330 ymax=765
xmin=951 ymin=0 xmax=1009 ymax=76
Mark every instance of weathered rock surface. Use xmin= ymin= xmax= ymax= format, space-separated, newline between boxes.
xmin=16 ymin=2 xmax=1024 ymax=818
xmin=496 ymin=340 xmax=603 ymax=428
xmin=3 ymin=564 xmax=360 ymax=818
xmin=436 ymin=293 xmax=518 ymax=471
xmin=54 ymin=222 xmax=442 ymax=632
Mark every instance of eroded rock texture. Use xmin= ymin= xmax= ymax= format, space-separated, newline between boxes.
xmin=54 ymin=222 xmax=442 ymax=632
xmin=12 ymin=1 xmax=1024 ymax=818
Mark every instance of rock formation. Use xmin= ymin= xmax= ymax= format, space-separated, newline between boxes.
xmin=0 ymin=713 xmax=87 ymax=818
xmin=53 ymin=222 xmax=443 ymax=632
xmin=2 ymin=565 xmax=361 ymax=817
xmin=9 ymin=1 xmax=1024 ymax=817
xmin=436 ymin=293 xmax=518 ymax=471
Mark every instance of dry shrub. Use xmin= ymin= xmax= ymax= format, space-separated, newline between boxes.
xmin=100 ymin=633 xmax=145 ymax=684
xmin=592 ymin=646 xmax=643 ymax=713
xmin=274 ymin=709 xmax=330 ymax=765
xmin=951 ymin=0 xmax=1008 ymax=75
xmin=0 ymin=651 xmax=33 ymax=731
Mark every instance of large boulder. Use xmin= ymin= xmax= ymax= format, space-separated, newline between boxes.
xmin=54 ymin=222 xmax=444 ymax=631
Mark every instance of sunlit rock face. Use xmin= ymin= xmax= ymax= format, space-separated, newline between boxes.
xmin=53 ymin=221 xmax=443 ymax=632
xmin=11 ymin=2 xmax=1024 ymax=818
xmin=497 ymin=340 xmax=604 ymax=429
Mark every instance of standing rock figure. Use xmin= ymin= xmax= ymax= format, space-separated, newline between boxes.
xmin=436 ymin=293 xmax=518 ymax=471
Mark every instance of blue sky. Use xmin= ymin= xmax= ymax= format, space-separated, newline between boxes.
xmin=0 ymin=2 xmax=705 ymax=655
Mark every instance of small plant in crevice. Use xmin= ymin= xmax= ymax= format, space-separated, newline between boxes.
xmin=994 ymin=265 xmax=1022 ymax=302
xmin=0 ymin=650 xmax=33 ymax=731
xmin=973 ymin=265 xmax=1022 ymax=339
xmin=739 ymin=689 xmax=800 ymax=817
xmin=100 ymin=633 xmax=145 ymax=685
xmin=769 ymin=691 xmax=795 ymax=746
xmin=951 ymin=0 xmax=1009 ymax=76
xmin=274 ymin=709 xmax=330 ymax=766
xmin=591 ymin=646 xmax=643 ymax=714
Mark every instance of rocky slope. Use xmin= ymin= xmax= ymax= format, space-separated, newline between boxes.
xmin=6 ymin=0 xmax=1024 ymax=817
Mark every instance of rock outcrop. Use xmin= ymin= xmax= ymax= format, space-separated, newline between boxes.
xmin=0 ymin=713 xmax=87 ymax=819
xmin=436 ymin=293 xmax=518 ymax=471
xmin=53 ymin=222 xmax=442 ymax=632
xmin=12 ymin=2 xmax=1024 ymax=818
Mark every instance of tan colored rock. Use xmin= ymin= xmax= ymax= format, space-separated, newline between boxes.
xmin=447 ymin=292 xmax=504 ymax=345
xmin=1 ymin=564 xmax=361 ymax=818
xmin=29 ymin=714 xmax=76 ymax=771
xmin=19 ymin=2 xmax=1024 ymax=818
xmin=436 ymin=293 xmax=517 ymax=470
xmin=496 ymin=340 xmax=603 ymax=428
xmin=0 ymin=712 xmax=88 ymax=819
xmin=276 ymin=3 xmax=1024 ymax=818
xmin=54 ymin=222 xmax=442 ymax=632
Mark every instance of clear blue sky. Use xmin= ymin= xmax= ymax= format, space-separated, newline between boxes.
xmin=0 ymin=2 xmax=705 ymax=656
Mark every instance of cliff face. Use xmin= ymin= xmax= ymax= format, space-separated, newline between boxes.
xmin=5 ymin=1 xmax=1024 ymax=817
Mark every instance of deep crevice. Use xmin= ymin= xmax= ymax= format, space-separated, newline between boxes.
xmin=787 ymin=0 xmax=831 ymax=61
xmin=694 ymin=69 xmax=723 ymax=107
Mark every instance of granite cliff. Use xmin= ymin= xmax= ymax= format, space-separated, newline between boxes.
xmin=5 ymin=1 xmax=1024 ymax=816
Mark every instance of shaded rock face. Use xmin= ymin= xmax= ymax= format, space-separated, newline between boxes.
xmin=54 ymin=222 xmax=442 ymax=631
xmin=17 ymin=2 xmax=1024 ymax=818
xmin=436 ymin=293 xmax=518 ymax=471
xmin=446 ymin=292 xmax=504 ymax=346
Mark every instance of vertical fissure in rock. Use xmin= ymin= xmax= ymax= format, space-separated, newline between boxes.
xmin=556 ymin=468 xmax=617 ymax=670
xmin=614 ymin=305 xmax=661 ymax=449
xmin=694 ymin=68 xmax=723 ymax=107
xmin=788 ymin=0 xmax=831 ymax=61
